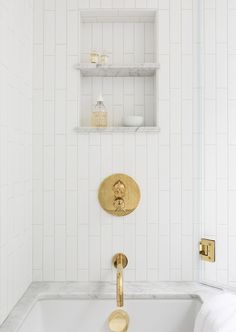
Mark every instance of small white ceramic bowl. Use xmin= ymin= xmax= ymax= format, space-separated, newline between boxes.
xmin=123 ymin=115 xmax=144 ymax=127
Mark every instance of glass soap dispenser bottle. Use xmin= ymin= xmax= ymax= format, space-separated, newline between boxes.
xmin=91 ymin=94 xmax=107 ymax=127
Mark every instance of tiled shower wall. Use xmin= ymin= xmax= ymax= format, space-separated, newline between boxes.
xmin=0 ymin=0 xmax=33 ymax=324
xmin=201 ymin=0 xmax=236 ymax=289
xmin=32 ymin=0 xmax=200 ymax=282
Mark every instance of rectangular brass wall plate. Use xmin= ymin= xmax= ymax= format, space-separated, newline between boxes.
xmin=199 ymin=238 xmax=215 ymax=262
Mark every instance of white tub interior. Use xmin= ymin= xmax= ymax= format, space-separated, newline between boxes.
xmin=17 ymin=297 xmax=201 ymax=332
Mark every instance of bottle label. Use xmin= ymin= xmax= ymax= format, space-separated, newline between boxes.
xmin=91 ymin=112 xmax=107 ymax=127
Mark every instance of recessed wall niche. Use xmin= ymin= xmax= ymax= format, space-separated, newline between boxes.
xmin=75 ymin=10 xmax=159 ymax=130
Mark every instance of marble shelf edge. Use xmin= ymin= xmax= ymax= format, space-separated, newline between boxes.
xmin=75 ymin=63 xmax=160 ymax=77
xmin=73 ymin=126 xmax=161 ymax=133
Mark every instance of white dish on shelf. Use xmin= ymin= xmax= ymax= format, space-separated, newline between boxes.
xmin=123 ymin=115 xmax=144 ymax=127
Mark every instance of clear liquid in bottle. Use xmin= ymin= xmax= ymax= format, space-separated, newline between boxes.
xmin=91 ymin=95 xmax=107 ymax=127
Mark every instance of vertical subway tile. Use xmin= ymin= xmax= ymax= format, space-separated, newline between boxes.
xmin=29 ymin=0 xmax=223 ymax=287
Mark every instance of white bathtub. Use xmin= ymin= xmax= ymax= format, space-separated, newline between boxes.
xmin=0 ymin=282 xmax=222 ymax=332
xmin=17 ymin=297 xmax=201 ymax=332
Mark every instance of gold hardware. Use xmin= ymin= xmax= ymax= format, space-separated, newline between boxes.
xmin=199 ymin=238 xmax=215 ymax=262
xmin=112 ymin=253 xmax=128 ymax=307
xmin=98 ymin=173 xmax=141 ymax=216
xmin=108 ymin=309 xmax=129 ymax=332
xmin=90 ymin=50 xmax=99 ymax=63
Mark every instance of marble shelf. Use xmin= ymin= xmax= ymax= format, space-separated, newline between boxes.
xmin=80 ymin=9 xmax=156 ymax=23
xmin=75 ymin=63 xmax=160 ymax=77
xmin=74 ymin=126 xmax=161 ymax=133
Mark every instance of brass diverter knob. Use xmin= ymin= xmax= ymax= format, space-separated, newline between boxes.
xmin=108 ymin=309 xmax=129 ymax=332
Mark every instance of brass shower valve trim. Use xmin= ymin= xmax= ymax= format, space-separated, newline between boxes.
xmin=98 ymin=173 xmax=140 ymax=217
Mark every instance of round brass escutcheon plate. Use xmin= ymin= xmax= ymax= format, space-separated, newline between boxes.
xmin=112 ymin=253 xmax=128 ymax=269
xmin=98 ymin=173 xmax=140 ymax=217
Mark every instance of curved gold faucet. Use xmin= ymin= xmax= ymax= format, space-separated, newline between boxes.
xmin=112 ymin=253 xmax=128 ymax=307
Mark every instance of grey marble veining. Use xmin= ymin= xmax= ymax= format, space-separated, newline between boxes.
xmin=80 ymin=9 xmax=156 ymax=23
xmin=76 ymin=63 xmax=160 ymax=77
xmin=73 ymin=126 xmax=161 ymax=133
xmin=0 ymin=282 xmax=222 ymax=332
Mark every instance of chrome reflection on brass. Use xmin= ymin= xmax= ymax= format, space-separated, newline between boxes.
xmin=98 ymin=174 xmax=140 ymax=216
xmin=112 ymin=253 xmax=128 ymax=307
xmin=108 ymin=309 xmax=129 ymax=332
xmin=199 ymin=238 xmax=215 ymax=262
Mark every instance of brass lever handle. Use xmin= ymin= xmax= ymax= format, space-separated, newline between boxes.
xmin=199 ymin=243 xmax=208 ymax=256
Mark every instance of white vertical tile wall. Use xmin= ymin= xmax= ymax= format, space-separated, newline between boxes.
xmin=201 ymin=0 xmax=236 ymax=290
xmin=0 ymin=0 xmax=33 ymax=324
xmin=32 ymin=0 xmax=200 ymax=282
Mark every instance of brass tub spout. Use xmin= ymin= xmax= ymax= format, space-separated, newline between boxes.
xmin=112 ymin=253 xmax=128 ymax=307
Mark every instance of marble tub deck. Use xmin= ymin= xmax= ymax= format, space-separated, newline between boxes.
xmin=0 ymin=282 xmax=223 ymax=332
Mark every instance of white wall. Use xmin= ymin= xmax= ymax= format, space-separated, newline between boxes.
xmin=201 ymin=0 xmax=236 ymax=289
xmin=32 ymin=0 xmax=200 ymax=282
xmin=0 ymin=0 xmax=33 ymax=324
xmin=1 ymin=0 xmax=235 ymax=323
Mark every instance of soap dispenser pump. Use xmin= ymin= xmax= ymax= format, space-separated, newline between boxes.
xmin=91 ymin=94 xmax=107 ymax=127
